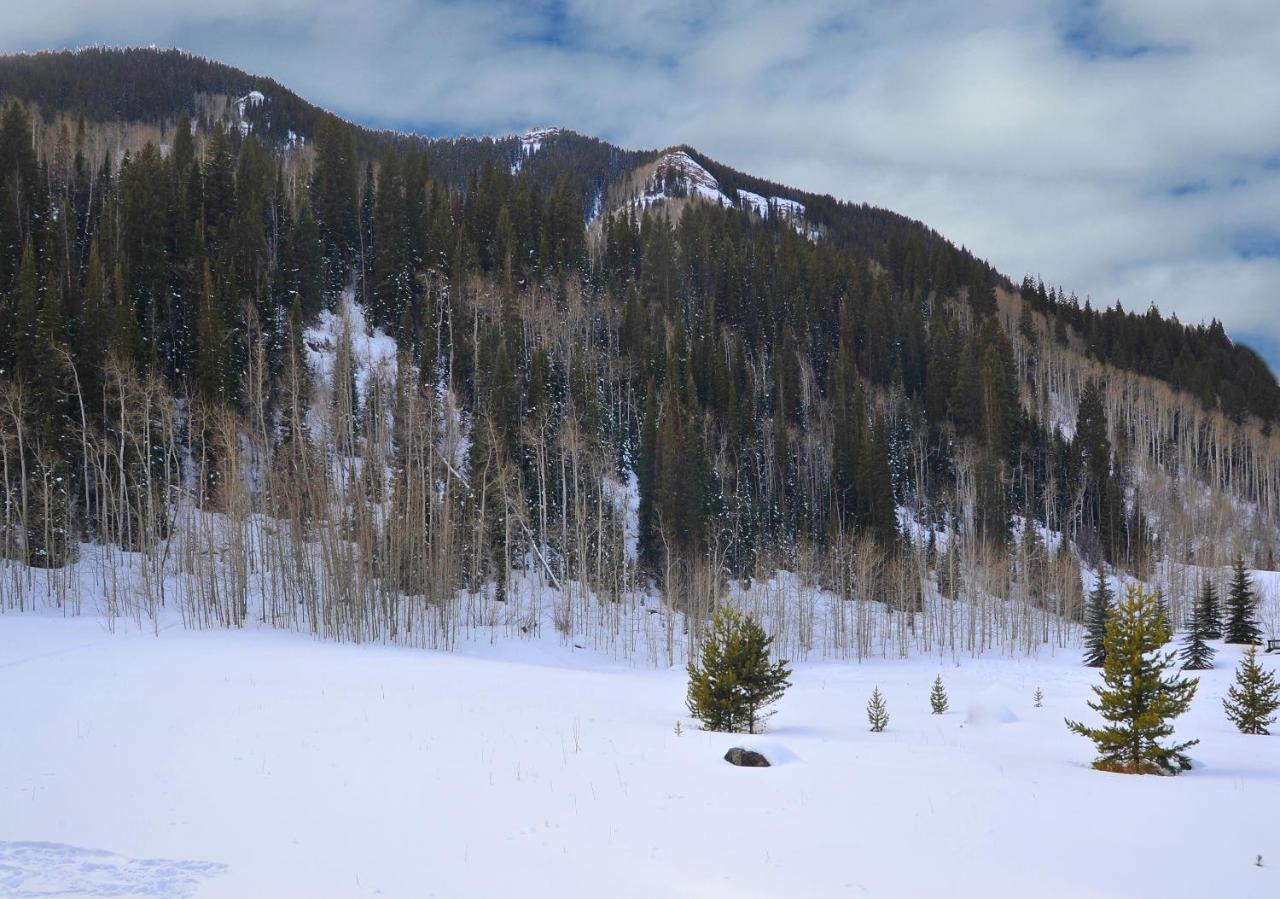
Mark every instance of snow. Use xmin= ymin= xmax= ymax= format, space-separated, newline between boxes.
xmin=610 ymin=152 xmax=820 ymax=240
xmin=734 ymin=189 xmax=818 ymax=239
xmin=304 ymin=289 xmax=402 ymax=402
xmin=3 ymin=612 xmax=1278 ymax=898
xmin=520 ymin=126 xmax=558 ymax=153
xmin=601 ymin=468 xmax=640 ymax=562
xmin=632 ymin=151 xmax=734 ymax=211
xmin=233 ymin=91 xmax=265 ymax=137
xmin=965 ymin=684 xmax=1021 ymax=725
xmin=736 ymin=187 xmax=771 ymax=217
xmin=737 ymin=188 xmax=806 ymax=222
xmin=511 ymin=126 xmax=559 ymax=173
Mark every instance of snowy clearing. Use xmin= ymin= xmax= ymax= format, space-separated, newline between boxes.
xmin=2 ymin=613 xmax=1277 ymax=898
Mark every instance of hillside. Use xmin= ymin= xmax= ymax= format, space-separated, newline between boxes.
xmin=0 ymin=45 xmax=1276 ymax=642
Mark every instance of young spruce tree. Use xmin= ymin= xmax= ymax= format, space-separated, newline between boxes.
xmin=1179 ymin=581 xmax=1218 ymax=671
xmin=1199 ymin=578 xmax=1223 ymax=640
xmin=867 ymin=687 xmax=889 ymax=732
xmin=1083 ymin=566 xmax=1114 ymax=667
xmin=1224 ymin=557 xmax=1262 ymax=646
xmin=1154 ymin=589 xmax=1171 ymax=644
xmin=929 ymin=676 xmax=949 ymax=714
xmin=686 ymin=607 xmax=791 ymax=734
xmin=1067 ymin=586 xmax=1199 ymax=775
xmin=1223 ymin=646 xmax=1280 ymax=735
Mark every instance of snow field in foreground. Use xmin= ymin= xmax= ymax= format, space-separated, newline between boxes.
xmin=1 ymin=614 xmax=1277 ymax=898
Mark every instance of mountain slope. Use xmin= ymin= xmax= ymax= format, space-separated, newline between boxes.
xmin=5 ymin=47 xmax=1271 ymax=423
xmin=0 ymin=46 xmax=1277 ymax=661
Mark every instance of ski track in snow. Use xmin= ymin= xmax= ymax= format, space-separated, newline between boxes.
xmin=0 ymin=841 xmax=226 ymax=898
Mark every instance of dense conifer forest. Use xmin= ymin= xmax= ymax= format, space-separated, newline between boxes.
xmin=1 ymin=47 xmax=1278 ymax=657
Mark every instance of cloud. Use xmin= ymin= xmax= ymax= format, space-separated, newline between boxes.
xmin=2 ymin=0 xmax=1276 ymax=370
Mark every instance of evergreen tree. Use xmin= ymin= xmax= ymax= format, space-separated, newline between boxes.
xmin=636 ymin=380 xmax=659 ymax=570
xmin=1083 ymin=567 xmax=1113 ymax=667
xmin=1224 ymin=557 xmax=1262 ymax=645
xmin=312 ymin=116 xmax=358 ymax=293
xmin=1153 ymin=588 xmax=1170 ymax=643
xmin=1067 ymin=586 xmax=1199 ymax=775
xmin=1199 ymin=578 xmax=1223 ymax=640
xmin=1223 ymin=646 xmax=1280 ymax=735
xmin=860 ymin=413 xmax=898 ymax=547
xmin=1073 ymin=379 xmax=1126 ymax=562
xmin=867 ymin=687 xmax=889 ymax=732
xmin=929 ymin=676 xmax=949 ymax=714
xmin=194 ymin=261 xmax=227 ymax=404
xmin=1179 ymin=581 xmax=1218 ymax=671
xmin=686 ymin=607 xmax=791 ymax=734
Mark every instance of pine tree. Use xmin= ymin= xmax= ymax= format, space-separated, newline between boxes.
xmin=1179 ymin=581 xmax=1218 ymax=671
xmin=686 ymin=607 xmax=791 ymax=734
xmin=1224 ymin=557 xmax=1262 ymax=645
xmin=1153 ymin=588 xmax=1170 ymax=643
xmin=929 ymin=676 xmax=949 ymax=714
xmin=867 ymin=687 xmax=889 ymax=732
xmin=1083 ymin=567 xmax=1113 ymax=667
xmin=1199 ymin=578 xmax=1222 ymax=639
xmin=1033 ymin=688 xmax=1044 ymax=708
xmin=1066 ymin=586 xmax=1199 ymax=775
xmin=1223 ymin=646 xmax=1280 ymax=735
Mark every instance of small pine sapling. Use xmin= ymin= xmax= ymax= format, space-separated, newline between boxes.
xmin=1033 ymin=688 xmax=1044 ymax=708
xmin=1154 ymin=589 xmax=1171 ymax=644
xmin=1200 ymin=578 xmax=1223 ymax=640
xmin=867 ymin=687 xmax=889 ymax=732
xmin=929 ymin=676 xmax=949 ymax=714
xmin=1223 ymin=646 xmax=1280 ymax=735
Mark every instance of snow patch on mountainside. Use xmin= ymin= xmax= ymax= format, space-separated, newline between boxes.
xmin=304 ymin=290 xmax=403 ymax=402
xmin=601 ymin=468 xmax=640 ymax=563
xmin=621 ymin=151 xmax=819 ymax=239
xmin=511 ymin=126 xmax=560 ymax=173
xmin=736 ymin=188 xmax=820 ymax=240
xmin=233 ymin=90 xmax=265 ymax=137
xmin=632 ymin=151 xmax=734 ymax=210
xmin=736 ymin=188 xmax=805 ymax=221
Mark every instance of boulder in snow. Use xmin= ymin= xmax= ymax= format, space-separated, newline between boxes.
xmin=724 ymin=747 xmax=771 ymax=767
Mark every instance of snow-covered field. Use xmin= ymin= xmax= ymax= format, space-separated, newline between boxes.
xmin=2 ymin=612 xmax=1277 ymax=898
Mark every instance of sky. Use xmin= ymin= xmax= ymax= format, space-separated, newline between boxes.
xmin=3 ymin=0 xmax=1278 ymax=371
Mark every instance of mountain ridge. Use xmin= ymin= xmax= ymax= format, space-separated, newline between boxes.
xmin=8 ymin=45 xmax=1265 ymax=422
xmin=0 ymin=44 xmax=1276 ymax=612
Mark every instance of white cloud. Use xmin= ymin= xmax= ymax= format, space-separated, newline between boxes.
xmin=2 ymin=0 xmax=1276 ymax=366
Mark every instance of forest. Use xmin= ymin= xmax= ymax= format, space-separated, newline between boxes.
xmin=1 ymin=48 xmax=1279 ymax=662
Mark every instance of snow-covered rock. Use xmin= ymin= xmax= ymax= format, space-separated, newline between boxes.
xmin=735 ymin=189 xmax=819 ymax=240
xmin=632 ymin=150 xmax=734 ymax=210
xmin=233 ymin=90 xmax=266 ymax=137
xmin=511 ymin=126 xmax=559 ymax=173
